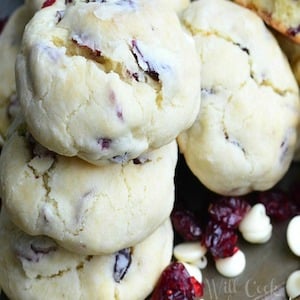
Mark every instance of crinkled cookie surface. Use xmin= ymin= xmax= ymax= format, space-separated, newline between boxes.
xmin=0 ymin=121 xmax=177 ymax=254
xmin=16 ymin=0 xmax=200 ymax=165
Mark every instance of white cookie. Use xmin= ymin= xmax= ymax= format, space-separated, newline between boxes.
xmin=0 ymin=211 xmax=173 ymax=300
xmin=158 ymin=0 xmax=190 ymax=13
xmin=177 ymin=0 xmax=300 ymax=195
xmin=0 ymin=121 xmax=177 ymax=255
xmin=273 ymin=31 xmax=300 ymax=161
xmin=234 ymin=0 xmax=300 ymax=44
xmin=0 ymin=4 xmax=32 ymax=146
xmin=25 ymin=0 xmax=45 ymax=13
xmin=16 ymin=0 xmax=200 ymax=165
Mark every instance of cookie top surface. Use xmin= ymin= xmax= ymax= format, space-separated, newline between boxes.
xmin=0 ymin=121 xmax=177 ymax=254
xmin=16 ymin=0 xmax=200 ymax=165
xmin=153 ymin=0 xmax=190 ymax=13
xmin=234 ymin=0 xmax=300 ymax=43
xmin=0 ymin=211 xmax=173 ymax=300
xmin=177 ymin=0 xmax=300 ymax=196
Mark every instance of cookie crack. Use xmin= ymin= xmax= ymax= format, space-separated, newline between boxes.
xmin=28 ymin=158 xmax=64 ymax=232
xmin=53 ymin=34 xmax=162 ymax=109
xmin=73 ymin=190 xmax=98 ymax=236
xmin=182 ymin=22 xmax=295 ymax=97
xmin=27 ymin=155 xmax=81 ymax=238
xmin=33 ymin=255 xmax=92 ymax=280
xmin=221 ymin=92 xmax=246 ymax=155
xmin=120 ymin=167 xmax=132 ymax=236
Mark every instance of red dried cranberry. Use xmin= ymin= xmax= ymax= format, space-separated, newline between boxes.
xmin=42 ymin=0 xmax=56 ymax=8
xmin=257 ymin=189 xmax=293 ymax=222
xmin=208 ymin=196 xmax=251 ymax=229
xmin=97 ymin=137 xmax=112 ymax=150
xmin=171 ymin=209 xmax=203 ymax=241
xmin=203 ymin=221 xmax=238 ymax=259
xmin=151 ymin=262 xmax=203 ymax=300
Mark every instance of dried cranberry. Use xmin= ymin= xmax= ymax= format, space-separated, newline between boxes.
xmin=171 ymin=209 xmax=203 ymax=241
xmin=257 ymin=189 xmax=293 ymax=222
xmin=151 ymin=262 xmax=203 ymax=300
xmin=42 ymin=0 xmax=56 ymax=8
xmin=203 ymin=221 xmax=238 ymax=259
xmin=208 ymin=196 xmax=251 ymax=229
xmin=97 ymin=137 xmax=112 ymax=150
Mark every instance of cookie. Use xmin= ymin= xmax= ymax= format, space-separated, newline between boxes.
xmin=177 ymin=0 xmax=300 ymax=196
xmin=234 ymin=0 xmax=300 ymax=43
xmin=0 ymin=121 xmax=177 ymax=255
xmin=25 ymin=0 xmax=44 ymax=13
xmin=0 ymin=4 xmax=32 ymax=146
xmin=273 ymin=32 xmax=300 ymax=161
xmin=0 ymin=211 xmax=173 ymax=300
xmin=16 ymin=0 xmax=201 ymax=165
xmin=153 ymin=0 xmax=190 ymax=13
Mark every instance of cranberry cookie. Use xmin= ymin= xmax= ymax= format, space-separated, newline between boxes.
xmin=155 ymin=0 xmax=190 ymax=13
xmin=273 ymin=32 xmax=300 ymax=161
xmin=0 ymin=122 xmax=177 ymax=255
xmin=0 ymin=4 xmax=32 ymax=146
xmin=234 ymin=0 xmax=300 ymax=43
xmin=16 ymin=0 xmax=200 ymax=165
xmin=0 ymin=211 xmax=173 ymax=300
xmin=177 ymin=0 xmax=300 ymax=195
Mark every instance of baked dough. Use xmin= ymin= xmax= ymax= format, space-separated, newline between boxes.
xmin=16 ymin=0 xmax=200 ymax=165
xmin=25 ymin=0 xmax=45 ymax=13
xmin=0 ymin=211 xmax=173 ymax=300
xmin=234 ymin=0 xmax=300 ymax=43
xmin=273 ymin=31 xmax=300 ymax=161
xmin=0 ymin=4 xmax=32 ymax=146
xmin=0 ymin=121 xmax=177 ymax=254
xmin=177 ymin=0 xmax=300 ymax=195
xmin=146 ymin=0 xmax=190 ymax=13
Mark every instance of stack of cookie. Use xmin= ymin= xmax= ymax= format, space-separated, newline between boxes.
xmin=0 ymin=0 xmax=200 ymax=299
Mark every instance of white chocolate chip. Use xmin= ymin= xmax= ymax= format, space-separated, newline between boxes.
xmin=287 ymin=216 xmax=300 ymax=256
xmin=238 ymin=204 xmax=272 ymax=244
xmin=193 ymin=255 xmax=208 ymax=269
xmin=173 ymin=242 xmax=207 ymax=264
xmin=182 ymin=262 xmax=202 ymax=283
xmin=215 ymin=249 xmax=246 ymax=278
xmin=286 ymin=270 xmax=300 ymax=299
